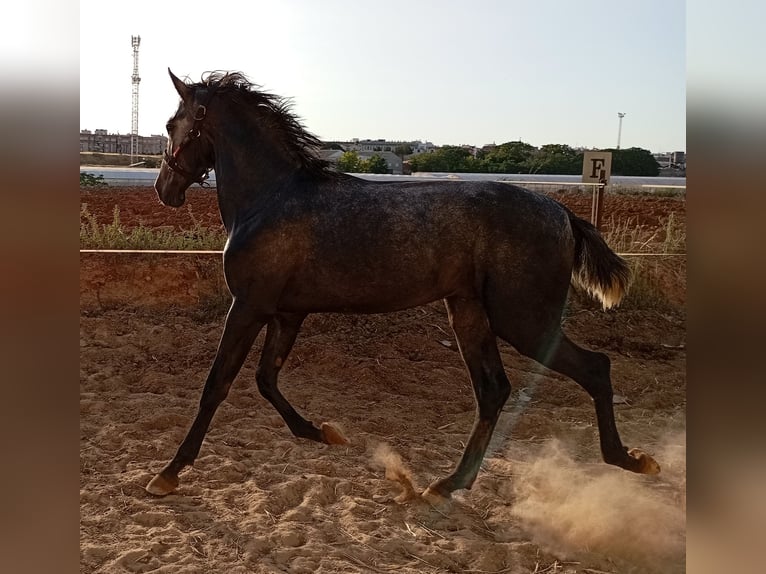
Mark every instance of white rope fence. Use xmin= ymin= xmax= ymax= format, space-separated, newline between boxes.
xmin=80 ymin=249 xmax=223 ymax=255
xmin=80 ymin=249 xmax=685 ymax=257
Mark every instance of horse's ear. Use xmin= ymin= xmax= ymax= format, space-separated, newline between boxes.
xmin=168 ymin=68 xmax=191 ymax=102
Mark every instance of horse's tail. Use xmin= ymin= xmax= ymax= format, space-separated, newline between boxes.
xmin=568 ymin=211 xmax=630 ymax=310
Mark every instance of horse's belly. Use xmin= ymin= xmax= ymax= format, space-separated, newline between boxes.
xmin=277 ymin=264 xmax=469 ymax=314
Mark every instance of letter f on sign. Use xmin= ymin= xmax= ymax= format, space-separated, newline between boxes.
xmin=590 ymin=158 xmax=605 ymax=179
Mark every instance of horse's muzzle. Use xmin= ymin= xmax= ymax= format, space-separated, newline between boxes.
xmin=154 ymin=165 xmax=187 ymax=207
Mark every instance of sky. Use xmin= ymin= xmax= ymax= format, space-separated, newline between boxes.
xmin=80 ymin=0 xmax=686 ymax=152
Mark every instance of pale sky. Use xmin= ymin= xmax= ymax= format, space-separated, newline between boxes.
xmin=80 ymin=0 xmax=686 ymax=152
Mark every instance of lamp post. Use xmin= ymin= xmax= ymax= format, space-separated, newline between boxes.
xmin=616 ymin=112 xmax=626 ymax=150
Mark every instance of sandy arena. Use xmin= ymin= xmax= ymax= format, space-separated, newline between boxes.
xmin=80 ymin=186 xmax=686 ymax=573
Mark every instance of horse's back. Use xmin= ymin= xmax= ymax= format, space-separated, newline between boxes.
xmin=347 ymin=179 xmax=577 ymax=316
xmin=314 ymin=178 xmax=574 ymax=267
xmin=317 ymin=178 xmax=571 ymax=235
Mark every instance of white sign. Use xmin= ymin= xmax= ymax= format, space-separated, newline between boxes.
xmin=582 ymin=151 xmax=612 ymax=185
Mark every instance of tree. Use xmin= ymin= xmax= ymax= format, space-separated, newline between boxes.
xmin=407 ymin=151 xmax=435 ymax=172
xmin=476 ymin=141 xmax=536 ymax=173
xmin=366 ymin=154 xmax=389 ymax=174
xmin=409 ymin=146 xmax=476 ymax=172
xmin=336 ymin=151 xmax=364 ymax=173
xmin=528 ymin=144 xmax=582 ymax=174
xmin=605 ymin=147 xmax=660 ymax=176
xmin=405 ymin=141 xmax=662 ymax=176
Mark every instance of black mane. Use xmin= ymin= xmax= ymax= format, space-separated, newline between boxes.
xmin=191 ymin=71 xmax=332 ymax=177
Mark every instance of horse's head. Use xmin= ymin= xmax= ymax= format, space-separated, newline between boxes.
xmin=154 ymin=69 xmax=216 ymax=207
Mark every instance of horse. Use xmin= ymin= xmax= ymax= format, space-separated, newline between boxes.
xmin=147 ymin=69 xmax=660 ymax=499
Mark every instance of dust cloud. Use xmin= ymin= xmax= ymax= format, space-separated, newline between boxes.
xmin=371 ymin=443 xmax=420 ymax=502
xmin=510 ymin=433 xmax=686 ymax=571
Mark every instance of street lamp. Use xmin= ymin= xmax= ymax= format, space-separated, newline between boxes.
xmin=617 ymin=112 xmax=626 ymax=150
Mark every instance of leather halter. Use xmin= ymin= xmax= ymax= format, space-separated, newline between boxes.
xmin=162 ymin=89 xmax=217 ymax=186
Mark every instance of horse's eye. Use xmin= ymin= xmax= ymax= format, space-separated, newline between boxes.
xmin=166 ymin=123 xmax=173 ymax=134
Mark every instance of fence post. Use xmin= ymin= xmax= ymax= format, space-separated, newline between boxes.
xmin=590 ymin=169 xmax=606 ymax=230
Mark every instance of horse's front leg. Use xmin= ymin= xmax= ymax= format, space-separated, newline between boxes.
xmin=422 ymin=297 xmax=511 ymax=503
xmin=146 ymin=298 xmax=266 ymax=496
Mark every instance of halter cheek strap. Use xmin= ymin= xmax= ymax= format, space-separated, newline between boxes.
xmin=163 ymin=89 xmax=217 ymax=186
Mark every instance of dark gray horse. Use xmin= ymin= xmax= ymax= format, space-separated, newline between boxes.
xmin=147 ymin=70 xmax=659 ymax=499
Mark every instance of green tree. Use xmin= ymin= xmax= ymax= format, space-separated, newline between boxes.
xmin=407 ymin=152 xmax=434 ymax=172
xmin=605 ymin=147 xmax=660 ymax=176
xmin=409 ymin=146 xmax=476 ymax=172
xmin=337 ymin=151 xmax=364 ymax=173
xmin=477 ymin=141 xmax=536 ymax=173
xmin=366 ymin=154 xmax=389 ymax=174
xmin=528 ymin=144 xmax=582 ymax=174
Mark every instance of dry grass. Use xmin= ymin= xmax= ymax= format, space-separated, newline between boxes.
xmin=80 ymin=203 xmax=227 ymax=251
xmin=80 ymin=152 xmax=162 ymax=168
xmin=603 ymin=213 xmax=686 ymax=310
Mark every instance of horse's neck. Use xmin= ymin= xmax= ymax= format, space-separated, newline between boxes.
xmin=213 ymin=136 xmax=296 ymax=233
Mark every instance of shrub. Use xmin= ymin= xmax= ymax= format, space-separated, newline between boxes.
xmin=80 ymin=172 xmax=107 ymax=187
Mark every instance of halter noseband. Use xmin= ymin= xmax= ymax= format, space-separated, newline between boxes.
xmin=163 ymin=89 xmax=217 ymax=186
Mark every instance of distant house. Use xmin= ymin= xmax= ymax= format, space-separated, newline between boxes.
xmin=670 ymin=151 xmax=685 ymax=167
xmin=653 ymin=151 xmax=686 ymax=170
xmin=319 ymin=150 xmax=345 ymax=162
xmin=653 ymin=152 xmax=672 ymax=168
xmin=359 ymin=151 xmax=403 ymax=174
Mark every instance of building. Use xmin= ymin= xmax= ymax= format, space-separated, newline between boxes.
xmin=653 ymin=152 xmax=672 ymax=168
xmin=670 ymin=151 xmax=686 ymax=167
xmin=653 ymin=151 xmax=686 ymax=169
xmin=80 ymin=129 xmax=167 ymax=155
xmin=336 ymin=139 xmax=436 ymax=156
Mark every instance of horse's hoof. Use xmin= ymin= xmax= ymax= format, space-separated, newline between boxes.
xmin=421 ymin=485 xmax=451 ymax=507
xmin=146 ymin=472 xmax=179 ymax=496
xmin=320 ymin=422 xmax=349 ymax=445
xmin=627 ymin=448 xmax=661 ymax=475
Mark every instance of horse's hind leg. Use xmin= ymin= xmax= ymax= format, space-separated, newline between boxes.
xmin=256 ymin=313 xmax=348 ymax=445
xmin=146 ymin=298 xmax=266 ymax=496
xmin=423 ymin=297 xmax=511 ymax=502
xmin=516 ymin=329 xmax=660 ymax=475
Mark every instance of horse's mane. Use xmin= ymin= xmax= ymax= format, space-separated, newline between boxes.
xmin=190 ymin=71 xmax=333 ymax=178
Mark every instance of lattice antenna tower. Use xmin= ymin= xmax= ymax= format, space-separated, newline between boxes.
xmin=130 ymin=35 xmax=141 ymax=163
